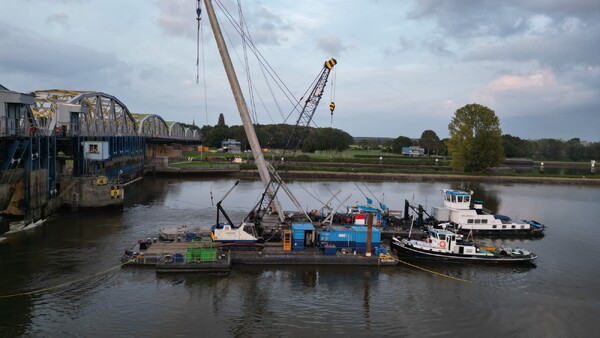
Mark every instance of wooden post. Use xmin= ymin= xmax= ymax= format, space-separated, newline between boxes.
xmin=366 ymin=212 xmax=373 ymax=257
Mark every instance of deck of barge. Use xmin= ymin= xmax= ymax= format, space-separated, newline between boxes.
xmin=122 ymin=242 xmax=397 ymax=267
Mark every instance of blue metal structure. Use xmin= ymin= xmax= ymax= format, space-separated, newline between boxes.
xmin=1 ymin=86 xmax=203 ymax=222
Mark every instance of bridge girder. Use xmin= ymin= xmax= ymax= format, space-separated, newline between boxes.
xmin=135 ymin=114 xmax=169 ymax=138
xmin=32 ymin=90 xmax=136 ymax=136
xmin=168 ymin=122 xmax=185 ymax=139
xmin=30 ymin=89 xmax=201 ymax=141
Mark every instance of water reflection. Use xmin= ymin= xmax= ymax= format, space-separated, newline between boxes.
xmin=1 ymin=178 xmax=599 ymax=337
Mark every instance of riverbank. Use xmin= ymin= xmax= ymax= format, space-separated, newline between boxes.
xmin=152 ymin=163 xmax=599 ymax=185
xmin=238 ymin=169 xmax=600 ymax=185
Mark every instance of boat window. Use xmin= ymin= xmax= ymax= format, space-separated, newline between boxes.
xmin=439 ymin=234 xmax=446 ymax=241
xmin=502 ymin=225 xmax=506 ymax=229
xmin=467 ymin=219 xmax=474 ymax=224
xmin=511 ymin=225 xmax=515 ymax=229
xmin=451 ymin=195 xmax=456 ymax=203
xmin=482 ymin=219 xmax=488 ymax=224
xmin=465 ymin=196 xmax=470 ymax=203
xmin=458 ymin=196 xmax=463 ymax=202
xmin=446 ymin=195 xmax=451 ymax=202
xmin=474 ymin=219 xmax=481 ymax=224
xmin=492 ymin=225 xmax=497 ymax=228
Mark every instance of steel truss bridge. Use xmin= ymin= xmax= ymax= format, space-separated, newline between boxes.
xmin=1 ymin=86 xmax=203 ymax=221
xmin=30 ymin=89 xmax=201 ymax=141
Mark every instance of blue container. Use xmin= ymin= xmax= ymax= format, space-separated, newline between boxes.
xmin=293 ymin=240 xmax=305 ymax=251
xmin=173 ymin=253 xmax=184 ymax=262
xmin=351 ymin=226 xmax=381 ymax=245
xmin=324 ymin=245 xmax=337 ymax=255
xmin=355 ymin=243 xmax=381 ymax=254
xmin=292 ymin=223 xmax=315 ymax=241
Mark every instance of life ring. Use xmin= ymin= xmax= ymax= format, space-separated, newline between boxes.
xmin=439 ymin=241 xmax=446 ymax=248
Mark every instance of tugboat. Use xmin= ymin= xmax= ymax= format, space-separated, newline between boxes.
xmin=391 ymin=225 xmax=537 ymax=264
xmin=430 ymin=189 xmax=544 ymax=236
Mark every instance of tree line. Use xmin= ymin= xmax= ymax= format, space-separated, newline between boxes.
xmin=201 ymin=107 xmax=598 ymax=173
xmin=200 ymin=114 xmax=353 ymax=152
xmin=502 ymin=135 xmax=600 ymax=162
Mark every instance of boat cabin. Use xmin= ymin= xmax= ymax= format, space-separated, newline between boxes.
xmin=442 ymin=189 xmax=471 ymax=210
xmin=425 ymin=227 xmax=479 ymax=254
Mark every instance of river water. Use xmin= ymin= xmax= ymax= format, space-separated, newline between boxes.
xmin=1 ymin=177 xmax=599 ymax=337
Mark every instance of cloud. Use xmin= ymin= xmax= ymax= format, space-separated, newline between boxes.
xmin=157 ymin=0 xmax=195 ymax=39
xmin=423 ymin=37 xmax=454 ymax=56
xmin=408 ymin=0 xmax=600 ymax=39
xmin=465 ymin=17 xmax=600 ymax=69
xmin=45 ymin=12 xmax=70 ymax=29
xmin=0 ymin=23 xmax=131 ymax=90
xmin=156 ymin=0 xmax=292 ymax=47
xmin=487 ymin=70 xmax=555 ymax=92
xmin=315 ymin=36 xmax=349 ymax=57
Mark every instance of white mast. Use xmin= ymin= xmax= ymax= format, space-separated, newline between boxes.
xmin=204 ymin=0 xmax=285 ymax=222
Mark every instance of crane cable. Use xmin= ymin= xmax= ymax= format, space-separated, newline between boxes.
xmin=330 ymin=65 xmax=336 ymax=124
xmin=213 ymin=0 xmax=304 ymax=117
xmin=196 ymin=0 xmax=209 ymax=125
xmin=196 ymin=0 xmax=202 ymax=84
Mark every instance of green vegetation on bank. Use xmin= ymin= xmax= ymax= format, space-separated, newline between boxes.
xmin=193 ymin=104 xmax=599 ymax=176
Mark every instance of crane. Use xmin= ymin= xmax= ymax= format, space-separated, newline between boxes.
xmin=249 ymin=59 xmax=338 ymax=228
xmin=284 ymin=58 xmax=337 ymax=154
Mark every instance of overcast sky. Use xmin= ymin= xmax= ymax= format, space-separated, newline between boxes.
xmin=1 ymin=0 xmax=598 ymax=141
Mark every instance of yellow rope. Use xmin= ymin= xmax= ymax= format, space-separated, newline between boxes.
xmin=394 ymin=256 xmax=472 ymax=283
xmin=0 ymin=260 xmax=133 ymax=299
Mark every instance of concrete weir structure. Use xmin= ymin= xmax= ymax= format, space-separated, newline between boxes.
xmin=1 ymin=85 xmax=201 ymax=232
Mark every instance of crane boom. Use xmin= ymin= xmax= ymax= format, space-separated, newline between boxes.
xmin=285 ymin=58 xmax=337 ymax=153
xmin=295 ymin=58 xmax=337 ymax=127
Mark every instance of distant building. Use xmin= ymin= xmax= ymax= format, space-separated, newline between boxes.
xmin=221 ymin=139 xmax=241 ymax=153
xmin=402 ymin=146 xmax=425 ymax=157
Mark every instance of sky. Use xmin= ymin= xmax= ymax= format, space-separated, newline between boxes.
xmin=1 ymin=0 xmax=599 ymax=141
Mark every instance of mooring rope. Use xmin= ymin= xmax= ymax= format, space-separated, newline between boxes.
xmin=0 ymin=260 xmax=133 ymax=299
xmin=393 ymin=256 xmax=472 ymax=283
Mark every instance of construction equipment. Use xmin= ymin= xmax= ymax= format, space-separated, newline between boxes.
xmin=284 ymin=58 xmax=337 ymax=154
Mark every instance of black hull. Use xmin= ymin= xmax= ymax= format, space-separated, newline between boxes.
xmin=456 ymin=228 xmax=544 ymax=237
xmin=156 ymin=260 xmax=231 ymax=273
xmin=390 ymin=241 xmax=537 ymax=265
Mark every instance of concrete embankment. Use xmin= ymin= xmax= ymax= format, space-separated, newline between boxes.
xmin=237 ymin=170 xmax=600 ymax=185
xmin=145 ymin=165 xmax=599 ymax=185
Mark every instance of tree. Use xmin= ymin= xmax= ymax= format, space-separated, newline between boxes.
xmin=419 ymin=130 xmax=441 ymax=155
xmin=390 ymin=136 xmax=412 ymax=154
xmin=502 ymin=134 xmax=533 ymax=158
xmin=217 ymin=113 xmax=226 ymax=127
xmin=447 ymin=103 xmax=504 ymax=172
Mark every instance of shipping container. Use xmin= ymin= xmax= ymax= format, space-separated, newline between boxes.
xmin=351 ymin=225 xmax=381 ymax=244
xmin=292 ymin=223 xmax=315 ymax=248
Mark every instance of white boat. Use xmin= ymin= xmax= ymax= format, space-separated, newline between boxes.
xmin=390 ymin=226 xmax=537 ymax=264
xmin=431 ymin=189 xmax=544 ymax=236
xmin=210 ymin=222 xmax=259 ymax=243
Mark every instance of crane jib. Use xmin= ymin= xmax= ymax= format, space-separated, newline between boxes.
xmin=325 ymin=58 xmax=337 ymax=69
